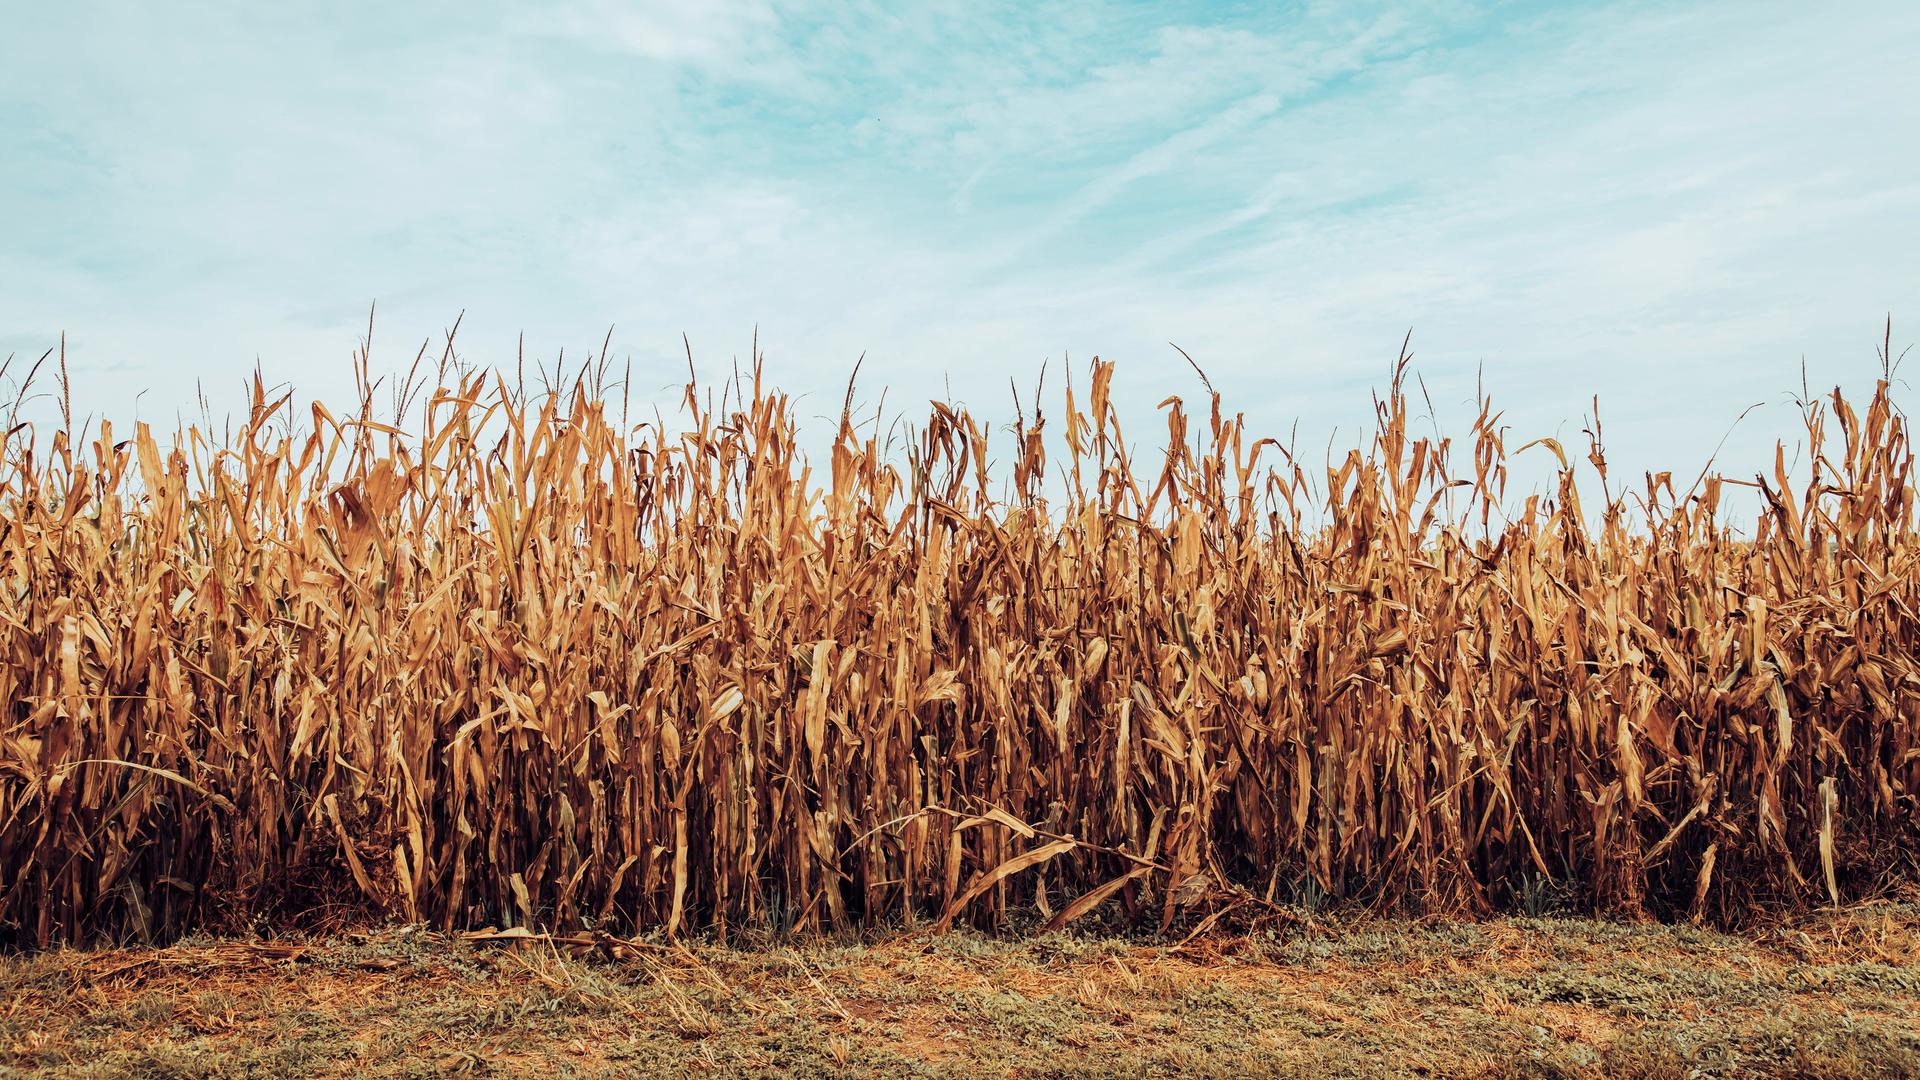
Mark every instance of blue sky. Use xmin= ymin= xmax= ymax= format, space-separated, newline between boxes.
xmin=3 ymin=1 xmax=1917 ymax=492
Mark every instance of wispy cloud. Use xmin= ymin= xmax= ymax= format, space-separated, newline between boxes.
xmin=2 ymin=0 xmax=1916 ymax=492
xmin=991 ymin=90 xmax=1287 ymax=266
xmin=524 ymin=1 xmax=784 ymax=66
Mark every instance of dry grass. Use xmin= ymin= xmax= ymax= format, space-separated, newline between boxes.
xmin=3 ymin=910 xmax=1918 ymax=1078
xmin=1 ymin=331 xmax=1917 ymax=946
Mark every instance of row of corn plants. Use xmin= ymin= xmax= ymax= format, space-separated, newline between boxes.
xmin=1 ymin=339 xmax=1915 ymax=945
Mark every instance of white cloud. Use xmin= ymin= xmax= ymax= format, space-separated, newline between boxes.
xmin=520 ymin=0 xmax=789 ymax=72
xmin=2 ymin=0 xmax=1916 ymax=508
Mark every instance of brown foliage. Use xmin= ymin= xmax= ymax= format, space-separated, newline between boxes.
xmin=2 ymin=341 xmax=1917 ymax=945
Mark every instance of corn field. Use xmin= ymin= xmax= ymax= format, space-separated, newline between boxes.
xmin=2 ymin=340 xmax=1917 ymax=947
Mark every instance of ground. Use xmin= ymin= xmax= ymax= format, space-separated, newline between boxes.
xmin=4 ymin=906 xmax=1919 ymax=1078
